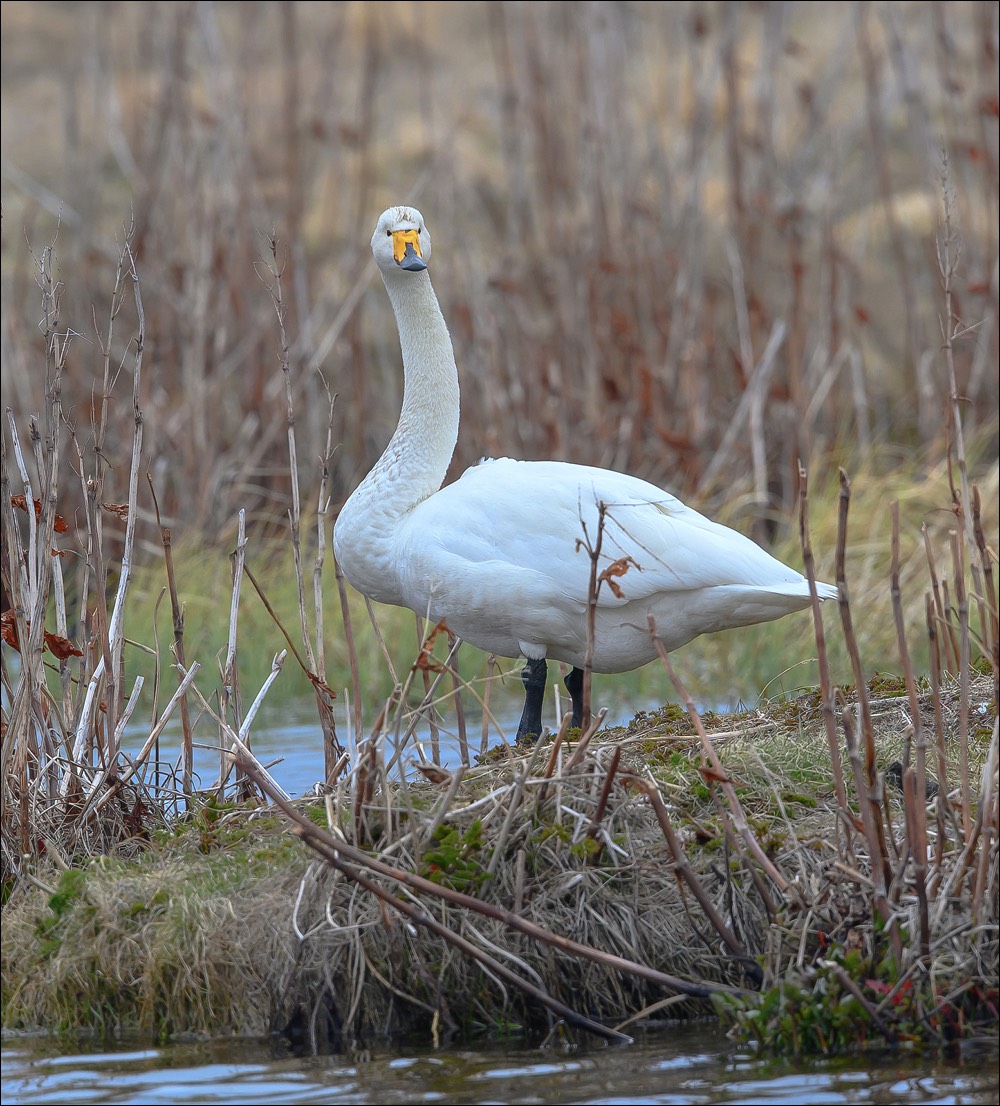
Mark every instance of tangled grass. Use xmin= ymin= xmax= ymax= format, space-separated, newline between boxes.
xmin=2 ymin=666 xmax=995 ymax=1055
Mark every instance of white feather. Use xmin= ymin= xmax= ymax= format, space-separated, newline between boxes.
xmin=334 ymin=207 xmax=836 ymax=706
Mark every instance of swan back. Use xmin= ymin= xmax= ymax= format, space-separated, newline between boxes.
xmin=390 ymin=456 xmax=835 ymax=670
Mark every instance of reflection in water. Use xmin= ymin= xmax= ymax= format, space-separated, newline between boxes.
xmin=140 ymin=698 xmax=534 ymax=800
xmin=2 ymin=1029 xmax=998 ymax=1105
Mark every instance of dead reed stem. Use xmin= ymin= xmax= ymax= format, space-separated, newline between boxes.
xmin=222 ymin=510 xmax=249 ymax=796
xmin=890 ymin=500 xmax=931 ymax=935
xmin=951 ymin=530 xmax=973 ymax=837
xmin=798 ymin=462 xmax=850 ymax=818
xmin=148 ymin=477 xmax=195 ymax=798
xmin=579 ymin=501 xmax=609 ymax=732
xmin=636 ymin=778 xmax=753 ymax=976
xmin=834 ymin=470 xmax=896 ymax=945
xmin=335 ymin=561 xmax=364 ymax=748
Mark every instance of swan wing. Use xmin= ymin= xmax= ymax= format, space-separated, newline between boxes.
xmin=393 ymin=458 xmax=820 ymax=662
xmin=401 ymin=458 xmax=805 ymax=598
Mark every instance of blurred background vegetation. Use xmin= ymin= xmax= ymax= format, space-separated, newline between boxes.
xmin=2 ymin=0 xmax=998 ymax=722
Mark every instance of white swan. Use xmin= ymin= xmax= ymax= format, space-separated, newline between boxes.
xmin=334 ymin=206 xmax=837 ymax=742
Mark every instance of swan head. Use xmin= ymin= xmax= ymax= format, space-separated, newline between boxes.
xmin=372 ymin=206 xmax=431 ymax=275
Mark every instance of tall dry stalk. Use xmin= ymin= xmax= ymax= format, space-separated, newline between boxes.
xmin=0 ymin=230 xmax=306 ymax=881
xmin=4 ymin=4 xmax=995 ymax=542
xmin=258 ymin=233 xmax=342 ymax=783
xmin=2 ymin=230 xmax=158 ymax=868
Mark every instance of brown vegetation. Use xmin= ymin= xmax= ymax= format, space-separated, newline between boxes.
xmin=1 ymin=0 xmax=998 ymax=1055
xmin=2 ymin=2 xmax=997 ymax=537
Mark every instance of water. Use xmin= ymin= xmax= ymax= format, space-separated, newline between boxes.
xmin=3 ymin=1027 xmax=997 ymax=1104
xmin=134 ymin=677 xmax=668 ymax=799
xmin=138 ymin=696 xmax=547 ymax=799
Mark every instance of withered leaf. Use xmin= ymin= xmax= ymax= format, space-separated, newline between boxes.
xmin=421 ymin=618 xmax=452 ymax=649
xmin=416 ymin=651 xmax=446 ymax=673
xmin=307 ymin=672 xmax=337 ymax=698
xmin=44 ymin=631 xmax=84 ymax=660
xmin=697 ymin=764 xmax=743 ymax=787
xmin=598 ymin=556 xmax=639 ymax=599
xmin=102 ymin=502 xmax=130 ymax=520
xmin=415 ymin=764 xmax=452 ymax=785
xmin=416 ymin=618 xmax=452 ymax=671
xmin=1 ymin=609 xmax=20 ymax=652
xmin=10 ymin=494 xmax=69 ymax=532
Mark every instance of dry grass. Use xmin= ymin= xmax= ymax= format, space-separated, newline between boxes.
xmin=1 ymin=672 xmax=993 ymax=1050
xmin=2 ymin=2 xmax=997 ymax=538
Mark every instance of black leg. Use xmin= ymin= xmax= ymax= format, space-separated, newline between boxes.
xmin=515 ymin=657 xmax=548 ymax=742
xmin=565 ymin=666 xmax=584 ymax=729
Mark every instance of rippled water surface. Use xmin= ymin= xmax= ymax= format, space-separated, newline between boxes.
xmin=3 ymin=1028 xmax=998 ymax=1105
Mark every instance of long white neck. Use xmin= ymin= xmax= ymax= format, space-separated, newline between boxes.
xmin=377 ymin=269 xmax=460 ymax=508
xmin=334 ymin=268 xmax=459 ymax=602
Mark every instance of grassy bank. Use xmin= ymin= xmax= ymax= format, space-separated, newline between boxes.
xmin=2 ymin=422 xmax=998 ymax=1052
xmin=2 ymin=670 xmax=995 ymax=1053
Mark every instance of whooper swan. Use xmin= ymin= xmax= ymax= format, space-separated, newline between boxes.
xmin=334 ymin=206 xmax=837 ymax=742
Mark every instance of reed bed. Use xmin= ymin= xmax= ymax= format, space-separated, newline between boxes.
xmin=0 ymin=219 xmax=996 ymax=1050
xmin=1 ymin=0 xmax=998 ymax=1057
xmin=2 ymin=2 xmax=997 ymax=537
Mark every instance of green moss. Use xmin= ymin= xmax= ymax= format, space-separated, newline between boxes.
xmin=421 ymin=820 xmax=488 ymax=893
xmin=781 ymin=791 xmax=818 ymax=809
xmin=46 ymin=868 xmax=88 ymax=919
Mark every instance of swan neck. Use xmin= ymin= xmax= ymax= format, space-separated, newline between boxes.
xmin=372 ymin=271 xmax=460 ymax=510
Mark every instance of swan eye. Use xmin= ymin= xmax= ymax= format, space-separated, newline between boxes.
xmin=386 ymin=230 xmax=392 ymax=237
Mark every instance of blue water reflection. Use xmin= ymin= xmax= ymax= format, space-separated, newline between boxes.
xmin=2 ymin=1031 xmax=997 ymax=1105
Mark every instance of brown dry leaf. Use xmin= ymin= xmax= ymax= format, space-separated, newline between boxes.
xmin=1 ymin=609 xmax=20 ymax=652
xmin=421 ymin=619 xmax=452 ymax=649
xmin=416 ymin=618 xmax=452 ymax=671
xmin=10 ymin=494 xmax=69 ymax=532
xmin=2 ymin=614 xmax=84 ymax=659
xmin=44 ymin=631 xmax=84 ymax=660
xmin=598 ymin=556 xmax=639 ymax=599
xmin=307 ymin=672 xmax=337 ymax=698
xmin=415 ymin=764 xmax=452 ymax=785
xmin=416 ymin=650 xmax=446 ymax=673
xmin=102 ymin=502 xmax=130 ymax=520
xmin=698 ymin=764 xmax=742 ymax=787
